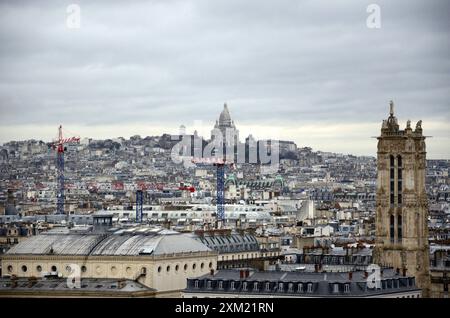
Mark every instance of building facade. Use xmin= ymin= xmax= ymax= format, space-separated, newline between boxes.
xmin=1 ymin=227 xmax=217 ymax=297
xmin=373 ymin=101 xmax=431 ymax=296
xmin=183 ymin=269 xmax=422 ymax=298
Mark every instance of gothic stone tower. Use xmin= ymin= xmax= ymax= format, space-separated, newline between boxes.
xmin=373 ymin=101 xmax=431 ymax=296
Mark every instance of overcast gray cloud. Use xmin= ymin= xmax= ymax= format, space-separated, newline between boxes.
xmin=0 ymin=0 xmax=449 ymax=158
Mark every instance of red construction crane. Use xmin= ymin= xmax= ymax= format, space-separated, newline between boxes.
xmin=49 ymin=125 xmax=80 ymax=215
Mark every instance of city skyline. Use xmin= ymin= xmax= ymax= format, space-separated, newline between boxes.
xmin=0 ymin=0 xmax=449 ymax=158
xmin=0 ymin=102 xmax=447 ymax=160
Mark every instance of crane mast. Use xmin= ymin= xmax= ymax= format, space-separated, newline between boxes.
xmin=56 ymin=125 xmax=65 ymax=215
xmin=53 ymin=125 xmax=80 ymax=215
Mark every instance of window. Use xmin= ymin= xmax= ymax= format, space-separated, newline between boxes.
xmin=192 ymin=263 xmax=197 ymax=270
xmin=333 ymin=283 xmax=339 ymax=293
xmin=390 ymin=215 xmax=395 ymax=243
xmin=158 ymin=266 xmax=162 ymax=273
xmin=194 ymin=280 xmax=199 ymax=288
xmin=307 ymin=283 xmax=313 ymax=293
xmin=207 ymin=281 xmax=212 ymax=289
xmin=398 ymin=156 xmax=402 ymax=206
xmin=278 ymin=282 xmax=283 ymax=292
xmin=218 ymin=281 xmax=223 ymax=289
xmin=36 ymin=265 xmax=42 ymax=272
xmin=298 ymin=283 xmax=303 ymax=292
xmin=288 ymin=283 xmax=293 ymax=293
xmin=7 ymin=265 xmax=13 ymax=273
xmin=390 ymin=155 xmax=395 ymax=206
xmin=201 ymin=263 xmax=204 ymax=269
xmin=21 ymin=265 xmax=27 ymax=273
xmin=398 ymin=215 xmax=402 ymax=241
xmin=253 ymin=282 xmax=259 ymax=291
xmin=175 ymin=265 xmax=179 ymax=272
xmin=184 ymin=264 xmax=188 ymax=271
xmin=209 ymin=262 xmax=213 ymax=269
xmin=390 ymin=181 xmax=395 ymax=205
xmin=265 ymin=282 xmax=270 ymax=291
xmin=344 ymin=284 xmax=350 ymax=293
xmin=242 ymin=282 xmax=247 ymax=291
xmin=231 ymin=282 xmax=235 ymax=290
xmin=81 ymin=266 xmax=87 ymax=273
xmin=51 ymin=265 xmax=57 ymax=272
xmin=166 ymin=265 xmax=170 ymax=272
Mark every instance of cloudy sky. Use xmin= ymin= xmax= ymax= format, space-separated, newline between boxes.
xmin=0 ymin=0 xmax=449 ymax=158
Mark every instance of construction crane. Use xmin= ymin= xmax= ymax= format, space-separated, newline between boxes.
xmin=135 ymin=190 xmax=143 ymax=223
xmin=191 ymin=157 xmax=234 ymax=227
xmin=50 ymin=125 xmax=80 ymax=215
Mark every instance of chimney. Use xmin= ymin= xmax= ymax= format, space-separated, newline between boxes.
xmin=348 ymin=272 xmax=353 ymax=280
xmin=402 ymin=268 xmax=407 ymax=277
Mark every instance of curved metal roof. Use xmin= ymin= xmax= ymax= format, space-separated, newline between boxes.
xmin=6 ymin=231 xmax=211 ymax=256
xmin=6 ymin=233 xmax=102 ymax=255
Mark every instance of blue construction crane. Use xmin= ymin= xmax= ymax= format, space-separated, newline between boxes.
xmin=136 ymin=190 xmax=144 ymax=223
xmin=215 ymin=163 xmax=225 ymax=221
xmin=192 ymin=157 xmax=234 ymax=227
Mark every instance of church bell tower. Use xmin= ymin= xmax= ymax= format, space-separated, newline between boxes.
xmin=373 ymin=101 xmax=431 ymax=296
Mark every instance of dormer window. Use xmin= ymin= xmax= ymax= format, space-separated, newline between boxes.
xmin=288 ymin=283 xmax=293 ymax=293
xmin=194 ymin=280 xmax=199 ymax=289
xmin=242 ymin=282 xmax=247 ymax=291
xmin=218 ymin=281 xmax=223 ymax=289
xmin=265 ymin=282 xmax=270 ymax=291
xmin=298 ymin=283 xmax=303 ymax=292
xmin=307 ymin=283 xmax=313 ymax=293
xmin=344 ymin=284 xmax=350 ymax=293
xmin=253 ymin=282 xmax=258 ymax=291
xmin=333 ymin=283 xmax=339 ymax=293
xmin=278 ymin=282 xmax=283 ymax=291
xmin=231 ymin=281 xmax=235 ymax=290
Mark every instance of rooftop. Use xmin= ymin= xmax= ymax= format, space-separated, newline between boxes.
xmin=0 ymin=277 xmax=155 ymax=297
xmin=5 ymin=228 xmax=212 ymax=256
xmin=185 ymin=268 xmax=421 ymax=297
